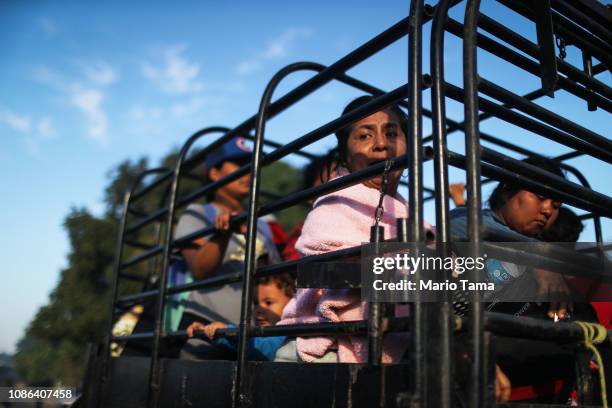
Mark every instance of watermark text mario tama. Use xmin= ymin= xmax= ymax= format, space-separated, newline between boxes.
xmin=360 ymin=242 xmax=495 ymax=302
xmin=371 ymin=252 xmax=492 ymax=291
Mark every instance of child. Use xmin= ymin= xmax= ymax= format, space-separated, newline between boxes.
xmin=172 ymin=137 xmax=281 ymax=360
xmin=186 ymin=273 xmax=295 ymax=361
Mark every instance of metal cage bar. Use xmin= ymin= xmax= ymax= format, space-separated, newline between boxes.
xmin=98 ymin=2 xmax=612 ymax=407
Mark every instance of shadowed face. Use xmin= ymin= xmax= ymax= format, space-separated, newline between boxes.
xmin=497 ymin=190 xmax=561 ymax=237
xmin=208 ymin=159 xmax=251 ymax=200
xmin=344 ymin=110 xmax=406 ymax=193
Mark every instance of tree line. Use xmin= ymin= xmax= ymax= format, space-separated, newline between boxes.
xmin=14 ymin=149 xmax=305 ymax=386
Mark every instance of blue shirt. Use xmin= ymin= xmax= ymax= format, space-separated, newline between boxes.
xmin=213 ymin=324 xmax=286 ymax=361
xmin=449 ymin=207 xmax=527 ymax=287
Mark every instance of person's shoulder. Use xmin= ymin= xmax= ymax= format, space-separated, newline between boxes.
xmin=449 ymin=206 xmax=468 ymax=219
xmin=184 ymin=203 xmax=205 ymax=213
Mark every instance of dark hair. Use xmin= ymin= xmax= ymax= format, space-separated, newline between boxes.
xmin=256 ymin=273 xmax=296 ymax=299
xmin=540 ymin=207 xmax=583 ymax=242
xmin=488 ymin=156 xmax=566 ymax=211
xmin=334 ymin=95 xmax=408 ymax=167
xmin=302 ymin=148 xmax=339 ymax=189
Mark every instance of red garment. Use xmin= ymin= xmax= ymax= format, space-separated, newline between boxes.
xmin=282 ymin=223 xmax=303 ymax=261
xmin=592 ymin=302 xmax=612 ymax=329
xmin=568 ymin=277 xmax=612 ymax=329
xmin=509 ymin=380 xmax=566 ymax=402
xmin=266 ymin=220 xmax=289 ymax=246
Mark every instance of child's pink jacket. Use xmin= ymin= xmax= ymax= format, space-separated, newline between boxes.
xmin=278 ymin=169 xmax=430 ymax=363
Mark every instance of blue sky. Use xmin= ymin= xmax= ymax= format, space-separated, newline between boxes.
xmin=0 ymin=1 xmax=610 ymax=353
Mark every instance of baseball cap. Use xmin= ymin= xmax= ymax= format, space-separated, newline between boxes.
xmin=205 ymin=136 xmax=252 ymax=168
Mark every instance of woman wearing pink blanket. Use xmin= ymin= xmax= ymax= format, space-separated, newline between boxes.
xmin=276 ymin=96 xmax=421 ymax=363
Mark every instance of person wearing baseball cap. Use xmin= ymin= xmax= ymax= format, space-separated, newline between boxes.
xmin=171 ymin=136 xmax=281 ymax=360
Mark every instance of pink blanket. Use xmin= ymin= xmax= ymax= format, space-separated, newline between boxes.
xmin=278 ymin=169 xmax=430 ymax=363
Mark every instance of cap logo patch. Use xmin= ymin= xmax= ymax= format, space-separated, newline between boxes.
xmin=236 ymin=137 xmax=250 ymax=152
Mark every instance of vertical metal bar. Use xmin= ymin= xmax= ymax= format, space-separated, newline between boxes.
xmin=99 ymin=166 xmax=169 ymax=407
xmin=407 ymin=0 xmax=425 ymax=405
xmin=97 ymin=191 xmax=131 ymax=408
xmin=463 ymin=1 xmax=486 ymax=407
xmin=233 ymin=62 xmax=323 ymax=408
xmin=147 ymin=187 xmax=173 ymax=291
xmin=147 ymin=127 xmax=230 ymax=408
xmin=429 ymin=0 xmax=453 ymax=406
xmin=582 ymin=52 xmax=597 ymax=112
xmin=368 ymin=225 xmax=385 ymax=366
xmin=534 ymin=0 xmax=559 ymax=96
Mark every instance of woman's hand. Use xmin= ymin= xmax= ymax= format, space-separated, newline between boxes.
xmin=533 ymin=268 xmax=572 ymax=320
xmin=495 ymin=365 xmax=511 ymax=403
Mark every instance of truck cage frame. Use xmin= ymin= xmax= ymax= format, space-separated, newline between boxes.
xmin=82 ymin=0 xmax=612 ymax=407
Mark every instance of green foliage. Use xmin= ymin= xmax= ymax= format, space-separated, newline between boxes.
xmin=260 ymin=161 xmax=307 ymax=231
xmin=13 ymin=150 xmax=305 ymax=386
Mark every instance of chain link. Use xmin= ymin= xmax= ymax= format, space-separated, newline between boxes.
xmin=373 ymin=159 xmax=394 ymax=228
xmin=556 ymin=36 xmax=567 ymax=60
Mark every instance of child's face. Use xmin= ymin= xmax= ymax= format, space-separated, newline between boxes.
xmin=254 ymin=281 xmax=291 ymax=326
xmin=209 ymin=160 xmax=251 ymax=200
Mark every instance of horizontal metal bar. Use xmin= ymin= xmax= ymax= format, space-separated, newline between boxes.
xmin=113 ymin=317 xmax=413 ymax=343
xmin=127 ymin=207 xmax=150 ymax=218
xmin=447 ymin=150 xmax=611 ymax=215
xmin=128 ymin=15 xmax=419 ymax=203
xmin=112 ymin=332 xmax=160 ymax=341
xmin=173 ymin=146 xmax=433 ymax=252
xmin=480 ymin=241 xmax=609 ymax=282
xmin=118 ymin=272 xmax=149 ymax=282
xmin=473 ymin=13 xmax=612 ymax=101
xmin=480 ymin=148 xmax=612 ymax=213
xmin=116 ymin=272 xmax=243 ymax=306
xmin=478 ymin=78 xmax=612 ymax=153
xmin=113 ymin=313 xmax=612 ymax=347
xmin=257 ymin=245 xmax=362 ymax=278
xmin=480 ymin=134 xmax=546 ymax=160
xmin=130 ymin=170 xmax=174 ymax=202
xmin=125 ymin=75 xmax=429 ymax=237
xmin=262 ymin=85 xmax=412 ymax=166
xmin=444 ymin=17 xmax=612 ymax=111
xmin=125 ymin=208 xmax=167 ymax=235
xmin=497 ymin=0 xmax=612 ymax=69
xmin=484 ymin=312 xmax=612 ymax=347
xmin=258 ymin=149 xmax=433 ymax=218
xmin=551 ymin=0 xmax=612 ymax=46
xmin=120 ymin=246 xmax=163 ymax=270
xmin=444 ymin=83 xmax=612 ymax=164
xmin=123 ymin=240 xmax=157 ymax=250
xmin=578 ymin=213 xmax=597 ymax=221
xmin=567 ymin=0 xmax=612 ymax=29
xmin=593 ymin=63 xmax=607 ymax=76
xmin=555 ymin=150 xmax=584 ymax=161
xmin=242 ymin=133 xmax=318 ymax=160
xmin=423 ymin=87 xmax=552 ymax=149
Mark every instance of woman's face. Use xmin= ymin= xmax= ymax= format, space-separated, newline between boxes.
xmin=345 ymin=110 xmax=406 ymax=192
xmin=497 ymin=190 xmax=561 ymax=237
